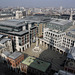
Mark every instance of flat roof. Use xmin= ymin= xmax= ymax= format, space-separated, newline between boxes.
xmin=0 ymin=19 xmax=25 ymax=27
xmin=67 ymin=47 xmax=75 ymax=60
xmin=24 ymin=16 xmax=51 ymax=23
xmin=70 ymin=29 xmax=75 ymax=35
xmin=64 ymin=35 xmax=75 ymax=40
xmin=0 ymin=38 xmax=11 ymax=44
xmin=2 ymin=51 xmax=11 ymax=57
xmin=22 ymin=56 xmax=51 ymax=72
xmin=50 ymin=19 xmax=72 ymax=25
xmin=8 ymin=51 xmax=22 ymax=60
xmin=0 ymin=14 xmax=13 ymax=18
xmin=0 ymin=34 xmax=4 ymax=38
xmin=8 ymin=30 xmax=29 ymax=36
xmin=0 ymin=26 xmax=12 ymax=31
xmin=58 ymin=70 xmax=74 ymax=75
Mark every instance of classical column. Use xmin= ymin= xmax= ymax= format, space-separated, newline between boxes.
xmin=36 ymin=37 xmax=39 ymax=47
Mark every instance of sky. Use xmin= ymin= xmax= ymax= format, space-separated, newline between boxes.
xmin=0 ymin=0 xmax=75 ymax=8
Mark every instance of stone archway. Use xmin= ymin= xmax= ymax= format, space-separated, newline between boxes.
xmin=27 ymin=44 xmax=29 ymax=48
xmin=42 ymin=41 xmax=43 ymax=46
xmin=60 ymin=50 xmax=63 ymax=54
xmin=57 ymin=48 xmax=59 ymax=52
xmin=50 ymin=45 xmax=52 ymax=49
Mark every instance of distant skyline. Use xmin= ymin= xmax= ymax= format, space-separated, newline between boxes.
xmin=0 ymin=0 xmax=75 ymax=8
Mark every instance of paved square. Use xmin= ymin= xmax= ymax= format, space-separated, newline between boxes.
xmin=23 ymin=43 xmax=67 ymax=71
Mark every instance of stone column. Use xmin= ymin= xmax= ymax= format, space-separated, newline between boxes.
xmin=36 ymin=37 xmax=38 ymax=47
xmin=46 ymin=43 xmax=48 ymax=48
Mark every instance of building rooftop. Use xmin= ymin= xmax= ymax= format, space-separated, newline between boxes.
xmin=0 ymin=34 xmax=4 ymax=38
xmin=67 ymin=47 xmax=75 ymax=60
xmin=65 ymin=25 xmax=75 ymax=38
xmin=2 ymin=51 xmax=11 ymax=57
xmin=70 ymin=29 xmax=75 ymax=36
xmin=22 ymin=56 xmax=51 ymax=72
xmin=0 ymin=38 xmax=11 ymax=44
xmin=8 ymin=30 xmax=29 ymax=36
xmin=0 ymin=26 xmax=12 ymax=31
xmin=50 ymin=19 xmax=72 ymax=25
xmin=24 ymin=16 xmax=51 ymax=23
xmin=0 ymin=19 xmax=25 ymax=27
xmin=0 ymin=14 xmax=14 ymax=18
xmin=8 ymin=51 xmax=22 ymax=60
xmin=46 ymin=19 xmax=73 ymax=33
xmin=55 ymin=70 xmax=75 ymax=75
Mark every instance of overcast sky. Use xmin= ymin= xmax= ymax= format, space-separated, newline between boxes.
xmin=0 ymin=0 xmax=74 ymax=8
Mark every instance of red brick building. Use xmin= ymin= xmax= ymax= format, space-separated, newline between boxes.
xmin=7 ymin=51 xmax=24 ymax=68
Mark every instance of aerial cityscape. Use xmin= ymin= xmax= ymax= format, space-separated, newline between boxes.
xmin=0 ymin=0 xmax=75 ymax=75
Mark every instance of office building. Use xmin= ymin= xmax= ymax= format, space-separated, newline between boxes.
xmin=40 ymin=19 xmax=73 ymax=54
xmin=0 ymin=19 xmax=38 ymax=52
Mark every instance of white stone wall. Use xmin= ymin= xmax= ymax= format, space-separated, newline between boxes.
xmin=22 ymin=26 xmax=26 ymax=31
xmin=15 ymin=36 xmax=19 ymax=51
xmin=1 ymin=53 xmax=7 ymax=59
xmin=19 ymin=42 xmax=30 ymax=52
xmin=15 ymin=35 xmax=30 ymax=52
xmin=16 ymin=11 xmax=23 ymax=19
xmin=28 ymin=23 xmax=31 ymax=30
xmin=0 ymin=16 xmax=14 ymax=21
xmin=62 ymin=37 xmax=75 ymax=49
xmin=43 ymin=28 xmax=65 ymax=47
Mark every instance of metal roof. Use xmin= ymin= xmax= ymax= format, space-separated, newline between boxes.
xmin=50 ymin=19 xmax=72 ymax=25
xmin=58 ymin=70 xmax=74 ymax=75
xmin=8 ymin=51 xmax=22 ymax=60
xmin=2 ymin=51 xmax=11 ymax=57
xmin=8 ymin=30 xmax=29 ymax=36
xmin=0 ymin=34 xmax=4 ymax=38
xmin=0 ymin=38 xmax=11 ymax=44
xmin=0 ymin=26 xmax=12 ymax=31
xmin=67 ymin=47 xmax=75 ymax=60
xmin=0 ymin=19 xmax=25 ymax=27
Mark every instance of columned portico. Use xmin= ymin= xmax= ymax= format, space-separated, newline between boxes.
xmin=40 ymin=38 xmax=67 ymax=55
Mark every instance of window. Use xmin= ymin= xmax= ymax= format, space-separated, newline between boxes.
xmin=53 ymin=34 xmax=54 ymax=36
xmin=58 ymin=35 xmax=59 ymax=37
xmin=49 ymin=33 xmax=50 ymax=35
